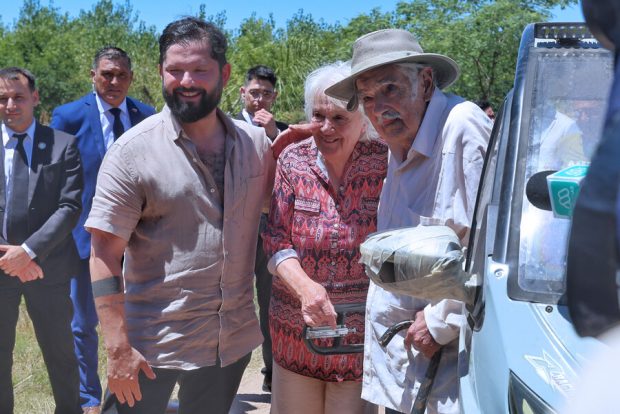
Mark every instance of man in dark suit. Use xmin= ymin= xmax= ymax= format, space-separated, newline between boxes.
xmin=0 ymin=67 xmax=83 ymax=414
xmin=50 ymin=47 xmax=155 ymax=413
xmin=237 ymin=65 xmax=288 ymax=139
xmin=236 ymin=65 xmax=288 ymax=393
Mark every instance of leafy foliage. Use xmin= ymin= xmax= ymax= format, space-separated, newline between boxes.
xmin=0 ymin=0 xmax=577 ymax=123
xmin=394 ymin=0 xmax=550 ymax=104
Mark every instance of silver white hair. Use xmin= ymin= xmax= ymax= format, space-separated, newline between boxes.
xmin=304 ymin=61 xmax=377 ymax=141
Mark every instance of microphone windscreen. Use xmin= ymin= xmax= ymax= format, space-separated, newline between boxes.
xmin=525 ymin=170 xmax=557 ymax=211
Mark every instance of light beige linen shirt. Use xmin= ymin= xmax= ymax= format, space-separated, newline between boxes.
xmin=362 ymin=89 xmax=492 ymax=413
xmin=85 ymin=105 xmax=274 ymax=369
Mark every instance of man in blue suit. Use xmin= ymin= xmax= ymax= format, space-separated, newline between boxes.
xmin=50 ymin=46 xmax=155 ymax=414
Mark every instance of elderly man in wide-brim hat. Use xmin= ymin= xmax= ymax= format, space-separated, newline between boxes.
xmin=326 ymin=29 xmax=492 ymax=414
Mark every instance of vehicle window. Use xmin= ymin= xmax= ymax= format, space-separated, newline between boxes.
xmin=517 ymin=47 xmax=612 ymax=300
xmin=466 ymin=95 xmax=507 ymax=272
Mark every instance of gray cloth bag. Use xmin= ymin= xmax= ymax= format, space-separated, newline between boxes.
xmin=359 ymin=226 xmax=477 ymax=304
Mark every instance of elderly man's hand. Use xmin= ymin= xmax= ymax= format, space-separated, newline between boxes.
xmin=254 ymin=109 xmax=279 ymax=139
xmin=0 ymin=245 xmax=34 ymax=276
xmin=404 ymin=310 xmax=441 ymax=358
xmin=271 ymin=123 xmax=321 ymax=159
xmin=107 ymin=346 xmax=156 ymax=407
xmin=300 ymin=281 xmax=337 ymax=328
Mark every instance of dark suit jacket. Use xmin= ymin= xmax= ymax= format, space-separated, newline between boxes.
xmin=0 ymin=122 xmax=82 ymax=284
xmin=50 ymin=94 xmax=155 ymax=259
xmin=235 ymin=111 xmax=289 ymax=133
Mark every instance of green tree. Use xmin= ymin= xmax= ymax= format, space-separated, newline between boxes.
xmin=222 ymin=11 xmax=335 ymax=123
xmin=0 ymin=0 xmax=82 ymax=120
xmin=394 ymin=0 xmax=578 ymax=106
xmin=0 ymin=0 xmax=580 ymax=123
xmin=268 ymin=11 xmax=337 ymax=122
xmin=72 ymin=0 xmax=161 ymax=108
xmin=223 ymin=14 xmax=279 ymax=114
xmin=0 ymin=0 xmax=161 ymax=117
xmin=338 ymin=7 xmax=399 ymax=54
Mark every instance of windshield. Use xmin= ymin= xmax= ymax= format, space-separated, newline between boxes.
xmin=516 ymin=46 xmax=612 ymax=302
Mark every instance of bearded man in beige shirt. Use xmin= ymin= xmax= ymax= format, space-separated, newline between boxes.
xmin=85 ymin=17 xmax=280 ymax=414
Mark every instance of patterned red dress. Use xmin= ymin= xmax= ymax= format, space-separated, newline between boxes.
xmin=263 ymin=137 xmax=388 ymax=382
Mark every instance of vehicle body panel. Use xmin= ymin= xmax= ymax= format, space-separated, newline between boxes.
xmin=460 ymin=23 xmax=613 ymax=413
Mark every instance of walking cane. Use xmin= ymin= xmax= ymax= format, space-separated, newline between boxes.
xmin=379 ymin=320 xmax=443 ymax=414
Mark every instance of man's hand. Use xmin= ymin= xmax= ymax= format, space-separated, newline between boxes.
xmin=271 ymin=123 xmax=320 ymax=159
xmin=299 ymin=281 xmax=337 ymax=328
xmin=0 ymin=245 xmax=38 ymax=278
xmin=254 ymin=109 xmax=279 ymax=139
xmin=107 ymin=346 xmax=156 ymax=407
xmin=404 ymin=310 xmax=441 ymax=358
xmin=13 ymin=261 xmax=44 ymax=283
xmin=90 ymin=229 xmax=146 ymax=406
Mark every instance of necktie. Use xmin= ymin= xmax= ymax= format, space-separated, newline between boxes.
xmin=109 ymin=107 xmax=125 ymax=140
xmin=7 ymin=133 xmax=29 ymax=244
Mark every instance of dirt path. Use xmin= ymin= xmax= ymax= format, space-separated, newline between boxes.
xmin=230 ymin=365 xmax=271 ymax=414
xmin=229 ymin=350 xmax=271 ymax=414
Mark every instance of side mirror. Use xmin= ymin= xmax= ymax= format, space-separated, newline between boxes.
xmin=359 ymin=225 xmax=478 ymax=304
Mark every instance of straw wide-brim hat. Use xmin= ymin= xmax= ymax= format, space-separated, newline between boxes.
xmin=325 ymin=29 xmax=460 ymax=111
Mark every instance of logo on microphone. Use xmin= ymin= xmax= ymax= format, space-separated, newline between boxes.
xmin=557 ymin=188 xmax=573 ymax=210
xmin=546 ymin=165 xmax=589 ymax=218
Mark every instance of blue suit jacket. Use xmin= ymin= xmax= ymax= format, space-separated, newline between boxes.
xmin=50 ymin=93 xmax=155 ymax=259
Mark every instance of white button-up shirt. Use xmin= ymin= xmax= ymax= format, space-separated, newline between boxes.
xmin=1 ymin=121 xmax=37 ymax=258
xmin=94 ymin=92 xmax=131 ymax=150
xmin=362 ymin=88 xmax=491 ymax=414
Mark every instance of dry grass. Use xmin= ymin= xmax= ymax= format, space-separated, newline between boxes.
xmin=12 ymin=300 xmax=264 ymax=413
xmin=12 ymin=300 xmax=107 ymax=413
xmin=13 ymin=301 xmax=59 ymax=412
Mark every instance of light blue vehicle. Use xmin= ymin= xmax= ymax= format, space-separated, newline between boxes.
xmin=457 ymin=22 xmax=613 ymax=413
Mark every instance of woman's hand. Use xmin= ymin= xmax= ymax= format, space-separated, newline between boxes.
xmin=275 ymin=257 xmax=337 ymax=328
xmin=299 ymin=281 xmax=337 ymax=328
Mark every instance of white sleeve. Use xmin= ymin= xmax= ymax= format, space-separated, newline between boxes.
xmin=423 ymin=299 xmax=466 ymax=345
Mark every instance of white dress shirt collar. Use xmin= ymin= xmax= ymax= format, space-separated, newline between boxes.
xmin=2 ymin=120 xmax=36 ymax=148
xmin=94 ymin=92 xmax=128 ymax=116
xmin=403 ymin=88 xmax=448 ymax=163
xmin=241 ymin=108 xmax=255 ymax=125
xmin=2 ymin=120 xmax=37 ymax=257
xmin=94 ymin=93 xmax=130 ymax=150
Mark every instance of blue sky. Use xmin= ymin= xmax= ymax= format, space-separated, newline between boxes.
xmin=1 ymin=1 xmax=584 ymax=32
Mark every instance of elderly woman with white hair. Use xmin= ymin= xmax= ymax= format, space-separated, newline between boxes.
xmin=262 ymin=62 xmax=387 ymax=414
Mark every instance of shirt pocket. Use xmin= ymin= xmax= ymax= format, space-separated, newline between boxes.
xmin=291 ymin=196 xmax=321 ymax=239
